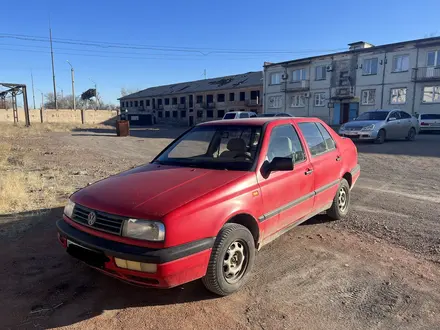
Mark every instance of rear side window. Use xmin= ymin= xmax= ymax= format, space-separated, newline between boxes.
xmin=316 ymin=123 xmax=336 ymax=150
xmin=239 ymin=113 xmax=249 ymax=118
xmin=399 ymin=111 xmax=412 ymax=119
xmin=298 ymin=122 xmax=333 ymax=156
xmin=266 ymin=125 xmax=306 ymax=163
xmin=223 ymin=113 xmax=236 ymax=119
xmin=421 ymin=114 xmax=440 ymax=120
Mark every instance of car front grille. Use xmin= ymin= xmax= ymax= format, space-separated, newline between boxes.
xmin=346 ymin=126 xmax=363 ymax=131
xmin=71 ymin=204 xmax=126 ymax=235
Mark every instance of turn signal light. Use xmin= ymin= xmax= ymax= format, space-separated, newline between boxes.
xmin=114 ymin=258 xmax=157 ymax=273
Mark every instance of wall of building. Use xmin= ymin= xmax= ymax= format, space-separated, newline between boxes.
xmin=0 ymin=108 xmax=118 ymax=124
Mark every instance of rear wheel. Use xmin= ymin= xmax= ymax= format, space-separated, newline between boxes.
xmin=327 ymin=179 xmax=350 ymax=220
xmin=374 ymin=129 xmax=386 ymax=144
xmin=202 ymin=223 xmax=255 ymax=296
xmin=406 ymin=127 xmax=416 ymax=141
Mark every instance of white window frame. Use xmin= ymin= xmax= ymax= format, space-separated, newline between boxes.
xmin=290 ymin=94 xmax=305 ymax=108
xmin=427 ymin=50 xmax=440 ymax=67
xmin=268 ymin=95 xmax=283 ymax=108
xmin=315 ymin=65 xmax=326 ymax=80
xmin=392 ymin=54 xmax=410 ymax=72
xmin=362 ymin=58 xmax=378 ymax=75
xmin=291 ymin=68 xmax=307 ymax=81
xmin=314 ymin=93 xmax=325 ymax=107
xmin=390 ymin=87 xmax=407 ymax=105
xmin=361 ymin=89 xmax=376 ymax=105
xmin=422 ymin=86 xmax=440 ymax=103
xmin=270 ymin=73 xmax=282 ymax=85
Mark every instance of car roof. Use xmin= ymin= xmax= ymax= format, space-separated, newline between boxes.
xmin=198 ymin=117 xmax=319 ymax=127
xmin=225 ymin=111 xmax=249 ymax=114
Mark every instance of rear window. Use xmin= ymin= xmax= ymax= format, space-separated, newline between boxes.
xmin=421 ymin=114 xmax=440 ymax=120
xmin=223 ymin=113 xmax=236 ymax=119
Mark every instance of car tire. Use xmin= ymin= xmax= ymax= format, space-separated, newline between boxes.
xmin=406 ymin=127 xmax=416 ymax=141
xmin=374 ymin=129 xmax=386 ymax=144
xmin=327 ymin=179 xmax=350 ymax=220
xmin=202 ymin=223 xmax=255 ymax=296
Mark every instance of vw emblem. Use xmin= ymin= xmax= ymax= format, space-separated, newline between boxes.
xmin=87 ymin=212 xmax=97 ymax=226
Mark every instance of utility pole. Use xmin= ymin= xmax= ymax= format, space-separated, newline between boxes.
xmin=67 ymin=60 xmax=75 ymax=109
xmin=31 ymin=71 xmax=36 ymax=109
xmin=90 ymin=78 xmax=98 ymax=109
xmin=58 ymin=85 xmax=63 ymax=99
xmin=49 ymin=27 xmax=58 ymax=109
xmin=37 ymin=89 xmax=44 ymax=109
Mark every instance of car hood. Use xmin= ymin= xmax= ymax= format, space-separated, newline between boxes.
xmin=71 ymin=164 xmax=247 ymax=218
xmin=343 ymin=120 xmax=382 ymax=128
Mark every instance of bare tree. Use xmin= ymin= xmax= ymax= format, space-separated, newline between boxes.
xmin=44 ymin=93 xmax=118 ymax=110
xmin=120 ymin=88 xmax=140 ymax=97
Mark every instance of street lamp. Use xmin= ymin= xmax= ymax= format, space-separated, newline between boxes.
xmin=89 ymin=78 xmax=98 ymax=109
xmin=36 ymin=89 xmax=44 ymax=110
xmin=66 ymin=60 xmax=75 ymax=110
xmin=57 ymin=85 xmax=64 ymax=99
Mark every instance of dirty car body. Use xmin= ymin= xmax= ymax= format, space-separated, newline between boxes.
xmin=57 ymin=117 xmax=360 ymax=295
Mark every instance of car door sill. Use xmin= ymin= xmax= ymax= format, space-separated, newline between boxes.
xmin=258 ymin=203 xmax=332 ymax=250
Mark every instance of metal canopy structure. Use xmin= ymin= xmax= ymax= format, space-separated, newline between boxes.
xmin=0 ymin=83 xmax=30 ymax=126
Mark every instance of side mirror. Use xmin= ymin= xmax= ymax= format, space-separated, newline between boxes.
xmin=388 ymin=117 xmax=397 ymax=121
xmin=269 ymin=157 xmax=294 ymax=172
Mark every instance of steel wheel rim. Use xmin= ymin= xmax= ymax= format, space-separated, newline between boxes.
xmin=223 ymin=240 xmax=249 ymax=284
xmin=378 ymin=131 xmax=384 ymax=142
xmin=338 ymin=187 xmax=348 ymax=212
xmin=409 ymin=129 xmax=415 ymax=139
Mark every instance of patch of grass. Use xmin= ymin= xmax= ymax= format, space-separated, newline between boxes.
xmin=0 ymin=142 xmax=11 ymax=167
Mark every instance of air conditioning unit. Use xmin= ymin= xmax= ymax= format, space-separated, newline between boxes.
xmin=326 ymin=65 xmax=333 ymax=72
xmin=303 ymin=92 xmax=310 ymax=98
xmin=282 ymin=73 xmax=289 ymax=80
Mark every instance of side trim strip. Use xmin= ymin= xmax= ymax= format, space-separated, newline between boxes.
xmin=351 ymin=164 xmax=361 ymax=176
xmin=315 ymin=179 xmax=340 ymax=195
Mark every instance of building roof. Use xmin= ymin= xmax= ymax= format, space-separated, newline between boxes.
xmin=119 ymin=71 xmax=262 ymax=100
xmin=264 ymin=36 xmax=440 ymax=68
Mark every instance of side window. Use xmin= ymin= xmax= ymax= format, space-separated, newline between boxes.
xmin=316 ymin=123 xmax=336 ymax=150
xmin=239 ymin=113 xmax=249 ymax=118
xmin=400 ymin=111 xmax=411 ymax=119
xmin=390 ymin=111 xmax=401 ymax=119
xmin=298 ymin=122 xmax=328 ymax=156
xmin=266 ymin=125 xmax=306 ymax=163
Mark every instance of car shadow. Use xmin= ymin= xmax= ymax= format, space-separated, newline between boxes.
xmin=0 ymin=208 xmax=216 ymax=329
xmin=300 ymin=214 xmax=335 ymax=226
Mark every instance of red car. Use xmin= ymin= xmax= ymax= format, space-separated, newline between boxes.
xmin=57 ymin=117 xmax=360 ymax=295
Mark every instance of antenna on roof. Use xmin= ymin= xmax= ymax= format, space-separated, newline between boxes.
xmin=204 ymin=69 xmax=206 ymax=80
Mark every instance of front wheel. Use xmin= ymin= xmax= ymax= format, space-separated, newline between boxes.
xmin=327 ymin=179 xmax=351 ymax=220
xmin=202 ymin=223 xmax=255 ymax=296
xmin=406 ymin=127 xmax=416 ymax=141
xmin=374 ymin=129 xmax=386 ymax=144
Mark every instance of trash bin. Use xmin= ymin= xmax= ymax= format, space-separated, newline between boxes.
xmin=116 ymin=120 xmax=130 ymax=137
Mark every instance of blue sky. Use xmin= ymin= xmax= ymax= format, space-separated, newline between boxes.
xmin=1 ymin=0 xmax=439 ymax=105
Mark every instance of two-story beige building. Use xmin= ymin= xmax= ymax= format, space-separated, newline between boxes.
xmin=264 ymin=37 xmax=440 ymax=125
xmin=119 ymin=72 xmax=262 ymax=126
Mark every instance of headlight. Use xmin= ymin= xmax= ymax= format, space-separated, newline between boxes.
xmin=122 ymin=219 xmax=165 ymax=241
xmin=64 ymin=200 xmax=75 ymax=218
xmin=361 ymin=124 xmax=375 ymax=131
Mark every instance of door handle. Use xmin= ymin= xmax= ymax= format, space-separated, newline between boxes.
xmin=305 ymin=168 xmax=314 ymax=175
xmin=336 ymin=156 xmax=341 ymax=161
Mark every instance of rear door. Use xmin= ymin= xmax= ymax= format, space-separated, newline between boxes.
xmin=297 ymin=122 xmax=341 ymax=211
xmin=257 ymin=124 xmax=315 ymax=238
xmin=398 ymin=111 xmax=413 ymax=137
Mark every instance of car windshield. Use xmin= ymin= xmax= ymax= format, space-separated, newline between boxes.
xmin=223 ymin=113 xmax=236 ymax=119
xmin=154 ymin=125 xmax=262 ymax=171
xmin=355 ymin=111 xmax=389 ymax=121
xmin=421 ymin=114 xmax=440 ymax=120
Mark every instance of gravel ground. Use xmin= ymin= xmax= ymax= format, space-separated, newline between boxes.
xmin=0 ymin=127 xmax=439 ymax=330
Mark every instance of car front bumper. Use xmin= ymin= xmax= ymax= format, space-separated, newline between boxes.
xmin=339 ymin=129 xmax=378 ymax=140
xmin=56 ymin=219 xmax=214 ymax=288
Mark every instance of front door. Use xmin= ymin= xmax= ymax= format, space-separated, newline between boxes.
xmin=189 ymin=116 xmax=194 ymax=126
xmin=257 ymin=123 xmax=315 ymax=239
xmin=349 ymin=103 xmax=358 ymax=121
xmin=342 ymin=103 xmax=350 ymax=123
xmin=386 ymin=111 xmax=402 ymax=138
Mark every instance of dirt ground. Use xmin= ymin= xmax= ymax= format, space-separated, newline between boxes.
xmin=1 ymin=126 xmax=440 ymax=330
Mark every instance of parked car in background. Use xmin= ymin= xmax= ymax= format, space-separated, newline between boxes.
xmin=223 ymin=111 xmax=257 ymax=120
xmin=339 ymin=109 xmax=418 ymax=144
xmin=418 ymin=113 xmax=440 ymax=132
xmin=57 ymin=117 xmax=359 ymax=296
xmin=258 ymin=113 xmax=293 ymax=117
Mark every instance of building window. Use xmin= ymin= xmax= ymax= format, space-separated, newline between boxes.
xmin=165 ymin=111 xmax=170 ymax=118
xmin=207 ymin=110 xmax=214 ymax=118
xmin=270 ymin=72 xmax=282 ymax=85
xmin=229 ymin=93 xmax=235 ymax=101
xmin=315 ymin=66 xmax=326 ymax=80
xmin=157 ymin=99 xmax=162 ymax=106
xmin=427 ymin=50 xmax=440 ymax=66
xmin=172 ymin=97 xmax=177 ymax=105
xmin=134 ymin=101 xmax=138 ymax=107
xmin=290 ymin=94 xmax=305 ymax=107
xmin=362 ymin=58 xmax=378 ymax=75
xmin=240 ymin=92 xmax=245 ymax=101
xmin=172 ymin=111 xmax=178 ymax=118
xmin=392 ymin=55 xmax=409 ymax=72
xmin=217 ymin=94 xmax=225 ymax=102
xmin=314 ymin=93 xmax=325 ymax=107
xmin=180 ymin=111 xmax=186 ymax=117
xmin=217 ymin=110 xmax=225 ymax=118
xmin=292 ymin=68 xmax=307 ymax=81
xmin=139 ymin=100 xmax=144 ymax=107
xmin=207 ymin=95 xmax=214 ymax=103
xmin=180 ymin=97 xmax=186 ymax=104
xmin=196 ymin=95 xmax=203 ymax=104
xmin=158 ymin=111 xmax=163 ymax=118
xmin=361 ymin=89 xmax=376 ymax=105
xmin=121 ymin=101 xmax=124 ymax=107
xmin=146 ymin=99 xmax=150 ymax=107
xmin=422 ymin=86 xmax=440 ymax=103
xmin=165 ymin=98 xmax=170 ymax=105
xmin=390 ymin=88 xmax=407 ymax=104
xmin=268 ymin=95 xmax=283 ymax=108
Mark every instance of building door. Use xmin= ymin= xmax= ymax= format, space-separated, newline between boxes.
xmin=349 ymin=103 xmax=359 ymax=121
xmin=333 ymin=103 xmax=341 ymax=125
xmin=341 ymin=103 xmax=350 ymax=123
xmin=189 ymin=116 xmax=194 ymax=126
